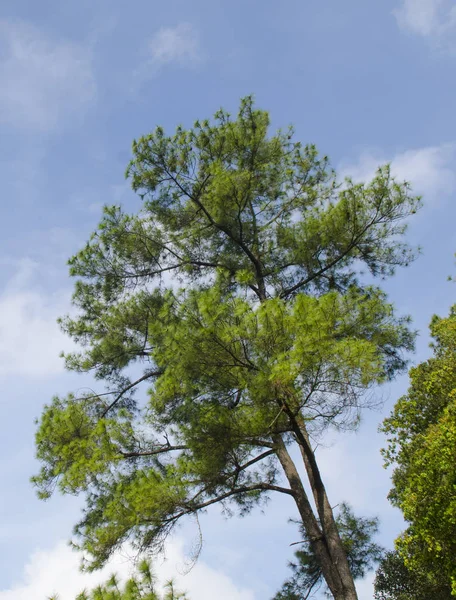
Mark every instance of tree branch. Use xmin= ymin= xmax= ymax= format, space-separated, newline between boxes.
xmin=160 ymin=166 xmax=267 ymax=300
xmin=279 ymin=205 xmax=386 ymax=298
xmin=101 ymin=370 xmax=163 ymax=417
xmin=162 ymin=482 xmax=294 ymax=525
xmin=118 ymin=444 xmax=187 ymax=459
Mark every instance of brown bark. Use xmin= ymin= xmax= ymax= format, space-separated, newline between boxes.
xmin=272 ymin=434 xmax=349 ymax=600
xmin=292 ymin=415 xmax=359 ymax=600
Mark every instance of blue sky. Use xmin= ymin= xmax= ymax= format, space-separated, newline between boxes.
xmin=0 ymin=1 xmax=455 ymax=598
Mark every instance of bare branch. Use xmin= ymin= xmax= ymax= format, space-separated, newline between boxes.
xmin=101 ymin=370 xmax=163 ymax=417
xmin=118 ymin=444 xmax=187 ymax=459
xmin=163 ymin=482 xmax=294 ymax=524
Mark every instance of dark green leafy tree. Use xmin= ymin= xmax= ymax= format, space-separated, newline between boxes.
xmin=381 ymin=306 xmax=456 ymax=594
xmin=49 ymin=559 xmax=188 ymax=600
xmin=374 ymin=550 xmax=452 ymax=600
xmin=33 ymin=97 xmax=420 ymax=600
xmin=273 ymin=503 xmax=383 ymax=599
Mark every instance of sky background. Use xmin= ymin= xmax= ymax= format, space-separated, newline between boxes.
xmin=0 ymin=1 xmax=455 ymax=598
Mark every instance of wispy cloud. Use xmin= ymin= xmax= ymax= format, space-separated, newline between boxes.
xmin=134 ymin=23 xmax=202 ymax=87
xmin=0 ymin=19 xmax=96 ymax=131
xmin=393 ymin=0 xmax=456 ymax=48
xmin=339 ymin=143 xmax=456 ymax=199
xmin=0 ymin=539 xmax=255 ymax=600
xmin=149 ymin=23 xmax=201 ymax=67
xmin=0 ymin=259 xmax=72 ymax=378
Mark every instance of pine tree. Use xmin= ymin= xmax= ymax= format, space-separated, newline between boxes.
xmin=34 ymin=97 xmax=420 ymax=600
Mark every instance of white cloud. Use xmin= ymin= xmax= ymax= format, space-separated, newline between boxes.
xmin=149 ymin=23 xmax=201 ymax=67
xmin=0 ymin=19 xmax=96 ymax=131
xmin=393 ymin=0 xmax=456 ymax=46
xmin=0 ymin=539 xmax=255 ymax=600
xmin=356 ymin=571 xmax=376 ymax=600
xmin=0 ymin=259 xmax=72 ymax=378
xmin=134 ymin=23 xmax=202 ymax=87
xmin=0 ymin=541 xmax=129 ymax=600
xmin=339 ymin=143 xmax=456 ymax=198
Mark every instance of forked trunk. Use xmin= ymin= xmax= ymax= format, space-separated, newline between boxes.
xmin=273 ymin=434 xmax=358 ymax=600
xmin=294 ymin=415 xmax=359 ymax=600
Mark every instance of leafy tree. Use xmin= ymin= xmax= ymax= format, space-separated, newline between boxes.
xmin=374 ymin=549 xmax=452 ymax=600
xmin=381 ymin=306 xmax=456 ymax=594
xmin=33 ymin=97 xmax=420 ymax=600
xmin=49 ymin=559 xmax=188 ymax=600
xmin=273 ymin=503 xmax=383 ymax=599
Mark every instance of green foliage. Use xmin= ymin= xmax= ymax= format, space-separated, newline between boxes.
xmin=381 ymin=306 xmax=456 ymax=594
xmin=374 ymin=550 xmax=452 ymax=600
xmin=33 ymin=97 xmax=420 ymax=578
xmin=273 ymin=504 xmax=383 ymax=599
xmin=48 ymin=559 xmax=188 ymax=600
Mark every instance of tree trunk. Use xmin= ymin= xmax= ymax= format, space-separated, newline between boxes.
xmin=272 ymin=434 xmax=355 ymax=600
xmin=292 ymin=415 xmax=359 ymax=600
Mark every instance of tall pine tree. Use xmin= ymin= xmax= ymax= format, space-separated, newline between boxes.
xmin=34 ymin=98 xmax=420 ymax=600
